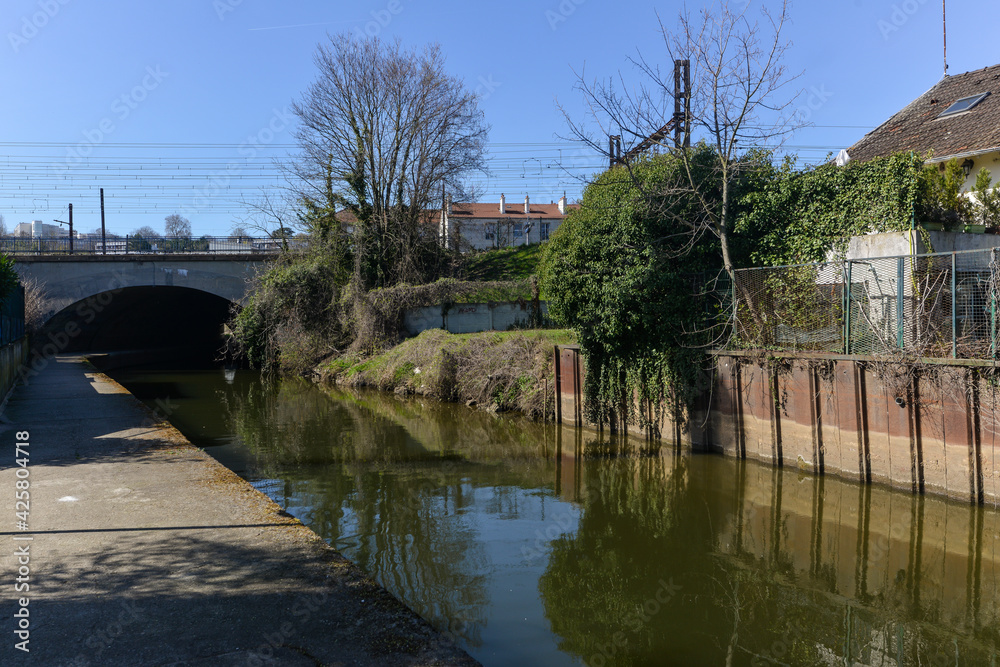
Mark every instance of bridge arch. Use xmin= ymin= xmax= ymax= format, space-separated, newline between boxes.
xmin=38 ymin=286 xmax=235 ymax=352
xmin=14 ymin=256 xmax=266 ymax=353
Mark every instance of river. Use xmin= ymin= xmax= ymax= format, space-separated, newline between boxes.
xmin=107 ymin=363 xmax=1000 ymax=666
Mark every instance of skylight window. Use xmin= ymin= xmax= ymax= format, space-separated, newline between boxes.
xmin=939 ymin=92 xmax=989 ymax=117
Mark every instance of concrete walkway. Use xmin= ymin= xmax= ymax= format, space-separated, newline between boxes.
xmin=0 ymin=355 xmax=477 ymax=666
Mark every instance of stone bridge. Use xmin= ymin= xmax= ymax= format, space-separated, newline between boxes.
xmin=15 ymin=254 xmax=272 ymax=352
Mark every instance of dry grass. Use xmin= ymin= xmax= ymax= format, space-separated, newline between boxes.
xmin=22 ymin=276 xmax=50 ymax=335
xmin=317 ymin=329 xmax=576 ymax=419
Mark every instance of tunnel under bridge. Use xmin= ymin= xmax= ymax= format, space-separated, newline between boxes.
xmin=15 ymin=255 xmax=270 ymax=353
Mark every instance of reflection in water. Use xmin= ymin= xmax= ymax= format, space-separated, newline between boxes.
xmin=108 ymin=367 xmax=1000 ymax=666
xmin=220 ymin=380 xmax=567 ymax=660
xmin=546 ymin=434 xmax=1000 ymax=666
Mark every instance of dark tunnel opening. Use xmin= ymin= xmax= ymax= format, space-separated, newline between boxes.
xmin=37 ymin=286 xmax=235 ymax=363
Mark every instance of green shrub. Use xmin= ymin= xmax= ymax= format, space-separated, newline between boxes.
xmin=539 ymin=149 xmax=721 ymax=429
xmin=231 ymin=249 xmax=348 ymax=373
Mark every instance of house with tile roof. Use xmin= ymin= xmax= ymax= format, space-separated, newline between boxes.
xmin=841 ymin=64 xmax=1000 ymax=259
xmin=847 ymin=64 xmax=1000 ymax=191
xmin=335 ymin=194 xmax=579 ymax=252
xmin=439 ymin=194 xmax=577 ymax=251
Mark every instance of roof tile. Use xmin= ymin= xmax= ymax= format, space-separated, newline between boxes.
xmin=848 ymin=64 xmax=1000 ymax=162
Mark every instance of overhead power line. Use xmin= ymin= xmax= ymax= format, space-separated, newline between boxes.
xmin=0 ymin=140 xmax=852 ymax=218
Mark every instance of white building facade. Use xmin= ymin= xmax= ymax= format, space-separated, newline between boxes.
xmin=439 ymin=194 xmax=577 ymax=251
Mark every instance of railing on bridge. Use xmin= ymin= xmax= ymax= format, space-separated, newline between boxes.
xmin=0 ymin=236 xmax=289 ymax=255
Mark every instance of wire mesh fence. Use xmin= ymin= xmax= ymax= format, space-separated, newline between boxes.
xmin=729 ymin=247 xmax=1000 ymax=360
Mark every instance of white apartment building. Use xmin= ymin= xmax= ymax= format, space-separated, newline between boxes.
xmin=440 ymin=194 xmax=577 ymax=251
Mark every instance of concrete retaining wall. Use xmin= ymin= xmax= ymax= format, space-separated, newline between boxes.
xmin=403 ymin=301 xmax=547 ymax=336
xmin=553 ymin=345 xmax=1000 ymax=505
xmin=846 ymin=230 xmax=1000 ymax=258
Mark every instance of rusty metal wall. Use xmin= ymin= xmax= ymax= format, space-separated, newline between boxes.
xmin=554 ymin=345 xmax=1000 ymax=505
xmin=711 ymin=353 xmax=1000 ymax=504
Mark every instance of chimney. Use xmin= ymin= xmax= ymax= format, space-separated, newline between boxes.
xmin=524 ymin=195 xmax=530 ymax=215
xmin=558 ymin=194 xmax=567 ymax=215
xmin=499 ymin=193 xmax=505 ymax=215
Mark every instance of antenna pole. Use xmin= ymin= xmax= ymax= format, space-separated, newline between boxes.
xmin=943 ymin=0 xmax=948 ymax=76
xmin=100 ymin=187 xmax=106 ymax=255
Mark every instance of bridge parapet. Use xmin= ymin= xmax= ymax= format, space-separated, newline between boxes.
xmin=0 ymin=235 xmax=288 ymax=256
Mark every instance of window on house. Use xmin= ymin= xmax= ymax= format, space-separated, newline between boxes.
xmin=484 ymin=223 xmax=496 ymax=241
xmin=540 ymin=222 xmax=551 ymax=241
xmin=939 ymin=92 xmax=989 ymax=117
xmin=513 ymin=223 xmax=524 ymax=237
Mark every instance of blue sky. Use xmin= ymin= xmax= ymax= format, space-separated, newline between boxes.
xmin=1 ymin=0 xmax=995 ymax=236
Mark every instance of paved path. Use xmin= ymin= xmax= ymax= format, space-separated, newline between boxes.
xmin=0 ymin=355 xmax=477 ymax=666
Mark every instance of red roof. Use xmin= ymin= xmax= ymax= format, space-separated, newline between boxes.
xmin=447 ymin=202 xmax=576 ymax=219
xmin=336 ymin=200 xmax=578 ymax=224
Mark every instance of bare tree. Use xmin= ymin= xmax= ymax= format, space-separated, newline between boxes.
xmin=22 ymin=277 xmax=49 ymax=335
xmin=0 ymin=214 xmax=7 ymax=237
xmin=132 ymin=225 xmax=161 ymax=239
xmin=164 ymin=214 xmax=192 ymax=238
xmin=486 ymin=218 xmax=519 ymax=249
xmin=289 ymin=33 xmax=489 ymax=288
xmin=563 ymin=0 xmax=800 ymax=279
xmin=237 ymin=189 xmax=294 ymax=239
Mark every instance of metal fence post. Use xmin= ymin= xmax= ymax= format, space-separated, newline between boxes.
xmin=731 ymin=273 xmax=737 ymax=339
xmin=897 ymin=256 xmax=905 ymax=349
xmin=993 ymin=249 xmax=998 ymax=359
xmin=844 ymin=260 xmax=853 ymax=355
xmin=951 ymin=252 xmax=958 ymax=359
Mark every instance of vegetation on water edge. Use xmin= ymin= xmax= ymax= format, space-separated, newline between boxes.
xmin=539 ymin=151 xmax=723 ymax=431
xmin=316 ymin=328 xmax=576 ymax=419
xmin=229 ymin=239 xmax=540 ymax=376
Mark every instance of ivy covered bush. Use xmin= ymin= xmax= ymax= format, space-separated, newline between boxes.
xmin=539 ymin=148 xmax=724 ymax=429
xmin=0 ymin=254 xmax=19 ymax=304
xmin=736 ymin=152 xmax=923 ymax=266
xmin=230 ymin=246 xmax=350 ymax=374
xmin=538 ymin=147 xmax=1000 ymax=427
xmin=736 ymin=152 xmax=1000 ymax=267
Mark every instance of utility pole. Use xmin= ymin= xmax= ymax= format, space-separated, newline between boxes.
xmin=673 ymin=59 xmax=691 ymax=149
xmin=100 ymin=188 xmax=106 ymax=255
xmin=943 ymin=0 xmax=948 ymax=76
xmin=53 ymin=203 xmax=73 ymax=254
xmin=608 ymin=135 xmax=622 ymax=169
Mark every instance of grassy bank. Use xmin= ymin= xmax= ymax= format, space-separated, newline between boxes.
xmin=315 ymin=328 xmax=576 ymax=419
xmin=458 ymin=243 xmax=543 ymax=281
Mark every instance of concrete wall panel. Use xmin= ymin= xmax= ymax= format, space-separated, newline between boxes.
xmin=403 ymin=302 xmax=548 ymax=337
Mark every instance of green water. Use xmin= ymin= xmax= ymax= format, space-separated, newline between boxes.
xmin=109 ymin=366 xmax=1000 ymax=666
